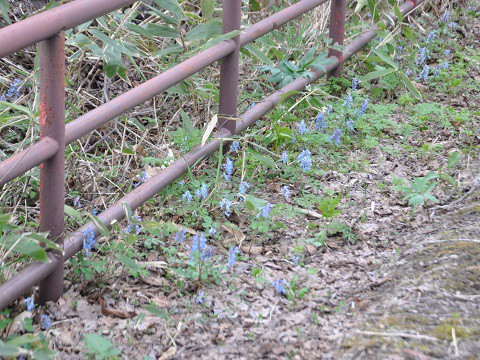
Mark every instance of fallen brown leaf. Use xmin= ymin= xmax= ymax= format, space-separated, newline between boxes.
xmin=99 ymin=298 xmax=136 ymax=319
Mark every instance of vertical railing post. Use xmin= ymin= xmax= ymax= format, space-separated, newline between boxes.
xmin=327 ymin=0 xmax=346 ymax=79
xmin=38 ymin=31 xmax=66 ymax=305
xmin=218 ymin=0 xmax=242 ymax=135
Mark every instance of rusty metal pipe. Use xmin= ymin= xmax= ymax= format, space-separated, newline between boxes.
xmin=327 ymin=0 xmax=346 ymax=78
xmin=0 ymin=0 xmax=136 ymax=58
xmin=0 ymin=138 xmax=58 ymax=186
xmin=37 ymin=32 xmax=66 ymax=305
xmin=218 ymin=0 xmax=242 ymax=134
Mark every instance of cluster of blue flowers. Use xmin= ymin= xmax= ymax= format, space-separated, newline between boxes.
xmin=417 ymin=65 xmax=430 ymax=82
xmin=220 ymin=198 xmax=233 ymax=217
xmin=280 ymin=185 xmax=290 ymax=199
xmin=297 ymin=149 xmax=311 ymax=172
xmin=223 ymin=158 xmax=234 ymax=182
xmin=182 ymin=190 xmax=193 ymax=203
xmin=0 ymin=79 xmax=21 ymax=102
xmin=190 ymin=232 xmax=211 ymax=262
xmin=281 ymin=150 xmax=288 ymax=164
xmin=315 ymin=111 xmax=326 ymax=130
xmin=230 ymin=141 xmax=240 ymax=152
xmin=196 ymin=291 xmax=204 ymax=304
xmin=40 ymin=314 xmax=52 ymax=330
xmin=291 ymin=255 xmax=300 ymax=267
xmin=174 ymin=228 xmax=187 ymax=243
xmin=195 ymin=182 xmax=209 ymax=200
xmin=125 ymin=215 xmax=142 ymax=235
xmin=239 ymin=181 xmax=250 ymax=195
xmin=25 ymin=296 xmax=35 ymax=311
xmin=82 ymin=229 xmax=96 ymax=257
xmin=298 ymin=120 xmax=309 ymax=135
xmin=134 ymin=171 xmax=149 ymax=187
xmin=228 ymin=246 xmax=240 ymax=268
xmin=271 ymin=279 xmax=287 ymax=295
xmin=256 ymin=202 xmax=273 ymax=219
xmin=329 ymin=128 xmax=342 ymax=146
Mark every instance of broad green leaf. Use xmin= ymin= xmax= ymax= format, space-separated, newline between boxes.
xmin=88 ymin=214 xmax=110 ymax=238
xmin=84 ymin=333 xmax=121 ymax=359
xmin=200 ymin=30 xmax=240 ymax=51
xmin=398 ymin=71 xmax=423 ymax=101
xmin=0 ymin=234 xmax=48 ymax=262
xmin=152 ymin=0 xmax=183 ymax=19
xmin=393 ymin=5 xmax=403 ymax=23
xmin=354 ymin=0 xmax=368 ymax=13
xmin=243 ymin=43 xmax=274 ymax=65
xmin=0 ymin=101 xmax=32 ymax=116
xmin=65 ymin=205 xmax=83 ymax=221
xmin=407 ymin=194 xmax=425 ymax=206
xmin=360 ymin=67 xmax=397 ymax=82
xmin=373 ymin=49 xmax=399 ymax=69
xmin=153 ymin=44 xmax=184 ymax=58
xmin=125 ymin=23 xmax=154 ymax=39
xmin=32 ymin=348 xmax=56 ymax=360
xmin=247 ymin=148 xmax=277 ymax=169
xmin=144 ymin=304 xmax=168 ymax=319
xmin=144 ymin=23 xmax=179 ymax=38
xmin=0 ymin=0 xmax=11 ymax=24
xmin=0 ymin=341 xmax=20 ymax=356
xmin=0 ymin=214 xmax=10 ymax=225
xmin=447 ymin=151 xmax=461 ymax=169
xmin=185 ymin=19 xmax=222 ymax=42
xmin=201 ymin=0 xmax=215 ymax=19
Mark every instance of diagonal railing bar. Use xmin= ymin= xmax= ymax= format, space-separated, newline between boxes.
xmin=0 ymin=0 xmax=425 ymax=310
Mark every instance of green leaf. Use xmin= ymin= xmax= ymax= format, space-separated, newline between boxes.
xmin=32 ymin=348 xmax=56 ymax=360
xmin=447 ymin=151 xmax=461 ymax=169
xmin=200 ymin=30 xmax=240 ymax=51
xmin=152 ymin=0 xmax=183 ymax=19
xmin=247 ymin=148 xmax=277 ymax=169
xmin=398 ymin=70 xmax=423 ymax=101
xmin=1 ymin=234 xmax=48 ymax=262
xmin=360 ymin=67 xmax=397 ymax=82
xmin=0 ymin=341 xmax=20 ymax=356
xmin=0 ymin=0 xmax=11 ymax=24
xmin=0 ymin=100 xmax=32 ymax=116
xmin=64 ymin=205 xmax=83 ymax=221
xmin=0 ymin=214 xmax=11 ymax=226
xmin=144 ymin=304 xmax=169 ymax=319
xmin=243 ymin=43 xmax=274 ymax=65
xmin=407 ymin=194 xmax=425 ymax=206
xmin=185 ymin=19 xmax=222 ymax=42
xmin=84 ymin=333 xmax=121 ymax=359
xmin=201 ymin=0 xmax=215 ymax=19
xmin=144 ymin=23 xmax=179 ymax=38
xmin=88 ymin=214 xmax=110 ymax=238
xmin=393 ymin=5 xmax=403 ymax=23
xmin=372 ymin=49 xmax=399 ymax=69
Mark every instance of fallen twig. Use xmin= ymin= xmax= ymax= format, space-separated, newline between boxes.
xmin=355 ymin=330 xmax=440 ymax=342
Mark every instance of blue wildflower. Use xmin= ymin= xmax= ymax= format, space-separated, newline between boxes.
xmin=196 ymin=291 xmax=204 ymax=304
xmin=443 ymin=61 xmax=449 ymax=69
xmin=40 ymin=314 xmax=52 ymax=330
xmin=91 ymin=209 xmax=99 ymax=216
xmin=230 ymin=141 xmax=240 ymax=152
xmin=280 ymin=185 xmax=290 ymax=199
xmin=352 ymin=78 xmax=359 ymax=91
xmin=359 ymin=99 xmax=369 ymax=117
xmin=208 ymin=227 xmax=217 ymax=235
xmin=174 ymin=228 xmax=187 ymax=243
xmin=315 ymin=111 xmax=326 ymax=130
xmin=82 ymin=229 xmax=96 ymax=257
xmin=416 ymin=47 xmax=430 ymax=66
xmin=4 ymin=79 xmax=21 ymax=101
xmin=73 ymin=196 xmax=82 ymax=208
xmin=298 ymin=120 xmax=309 ymax=135
xmin=281 ymin=150 xmax=288 ymax=164
xmin=25 ymin=296 xmax=35 ymax=311
xmin=178 ymin=181 xmax=185 ymax=186
xmin=405 ymin=69 xmax=412 ymax=78
xmin=297 ymin=149 xmax=312 ymax=172
xmin=247 ymin=102 xmax=256 ymax=111
xmin=182 ymin=190 xmax=193 ymax=203
xmin=343 ymin=93 xmax=353 ymax=108
xmin=223 ymin=158 xmax=234 ymax=182
xmin=440 ymin=10 xmax=450 ymax=23
xmin=194 ymin=183 xmax=209 ymax=199
xmin=190 ymin=232 xmax=208 ymax=261
xmin=257 ymin=202 xmax=274 ymax=219
xmin=134 ymin=171 xmax=149 ymax=187
xmin=417 ymin=65 xmax=430 ymax=82
xmin=445 ymin=49 xmax=451 ymax=57
xmin=346 ymin=119 xmax=355 ymax=131
xmin=397 ymin=45 xmax=403 ymax=54
xmin=271 ymin=279 xmax=287 ymax=295
xmin=292 ymin=255 xmax=300 ymax=267
xmin=448 ymin=21 xmax=456 ymax=30
xmin=220 ymin=198 xmax=233 ymax=217
xmin=126 ymin=215 xmax=142 ymax=235
xmin=326 ymin=105 xmax=333 ymax=115
xmin=239 ymin=181 xmax=250 ymax=195
xmin=228 ymin=246 xmax=240 ymax=268
xmin=329 ymin=128 xmax=342 ymax=146
xmin=426 ymin=31 xmax=435 ymax=44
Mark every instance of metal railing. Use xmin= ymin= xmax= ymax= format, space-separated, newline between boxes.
xmin=0 ymin=0 xmax=424 ymax=310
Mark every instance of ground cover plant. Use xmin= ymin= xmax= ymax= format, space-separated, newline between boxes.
xmin=1 ymin=0 xmax=479 ymax=358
